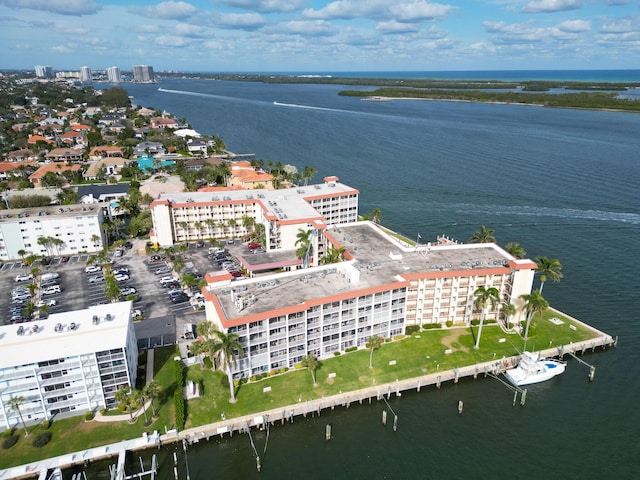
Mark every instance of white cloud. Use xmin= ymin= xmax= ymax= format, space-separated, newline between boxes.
xmin=206 ymin=11 xmax=265 ymax=30
xmin=50 ymin=44 xmax=74 ymax=53
xmin=601 ymin=17 xmax=639 ymax=34
xmin=0 ymin=0 xmax=100 ymax=16
xmin=555 ymin=19 xmax=590 ymax=32
xmin=174 ymin=23 xmax=208 ymax=37
xmin=303 ymin=0 xmax=454 ymax=22
xmin=376 ymin=20 xmax=421 ymax=33
xmin=212 ymin=0 xmax=306 ymax=13
xmin=131 ymin=1 xmax=198 ymax=20
xmin=522 ymin=0 xmax=582 ymax=13
xmin=278 ymin=20 xmax=337 ymax=36
xmin=389 ymin=1 xmax=453 ymax=21
xmin=154 ymin=35 xmax=193 ymax=47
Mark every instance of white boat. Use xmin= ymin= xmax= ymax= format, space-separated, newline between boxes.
xmin=504 ymin=351 xmax=566 ymax=386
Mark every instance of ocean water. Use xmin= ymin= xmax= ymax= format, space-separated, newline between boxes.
xmin=95 ymin=76 xmax=640 ymax=479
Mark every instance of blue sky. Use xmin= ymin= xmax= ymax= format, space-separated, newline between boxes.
xmin=0 ymin=0 xmax=638 ymax=72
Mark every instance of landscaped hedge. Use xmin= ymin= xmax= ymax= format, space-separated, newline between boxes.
xmin=2 ymin=435 xmax=18 ymax=450
xmin=422 ymin=323 xmax=442 ymax=330
xmin=173 ymin=359 xmax=185 ymax=430
xmin=405 ymin=325 xmax=420 ymax=335
xmin=32 ymin=432 xmax=52 ymax=448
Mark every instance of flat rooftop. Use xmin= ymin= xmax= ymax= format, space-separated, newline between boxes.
xmin=210 ymin=222 xmax=515 ymax=325
xmin=0 ymin=203 xmax=104 ymax=223
xmin=157 ymin=180 xmax=359 ymax=223
xmin=0 ymin=302 xmax=133 ymax=368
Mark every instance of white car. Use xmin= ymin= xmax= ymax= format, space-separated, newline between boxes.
xmin=36 ymin=299 xmax=57 ymax=308
xmin=88 ymin=275 xmax=105 ymax=283
xmin=120 ymin=286 xmax=137 ymax=296
xmin=15 ymin=273 xmax=34 ymax=282
xmin=114 ymin=273 xmax=130 ymax=282
xmin=85 ymin=265 xmax=101 ymax=274
xmin=41 ymin=285 xmax=61 ymax=295
xmin=159 ymin=276 xmax=178 ymax=284
xmin=132 ymin=309 xmax=143 ymax=318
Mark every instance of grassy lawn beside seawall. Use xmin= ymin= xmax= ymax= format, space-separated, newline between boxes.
xmin=1 ymin=309 xmax=601 ymax=470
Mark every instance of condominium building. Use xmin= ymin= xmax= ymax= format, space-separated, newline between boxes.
xmin=80 ymin=66 xmax=92 ymax=83
xmin=0 ymin=204 xmax=105 ymax=261
xmin=34 ymin=65 xmax=54 ymax=79
xmin=202 ymin=221 xmax=536 ymax=380
xmin=150 ymin=176 xmax=359 ymax=263
xmin=132 ymin=65 xmax=155 ymax=83
xmin=0 ymin=302 xmax=138 ymax=430
xmin=106 ymin=66 xmax=122 ymax=83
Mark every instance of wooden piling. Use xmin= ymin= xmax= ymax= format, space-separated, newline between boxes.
xmin=382 ymin=410 xmax=387 ymax=426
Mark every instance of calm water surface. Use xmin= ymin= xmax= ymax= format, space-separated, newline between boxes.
xmin=89 ymin=78 xmax=640 ymax=479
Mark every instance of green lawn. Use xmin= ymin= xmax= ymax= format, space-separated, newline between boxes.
xmin=1 ymin=310 xmax=600 ymax=469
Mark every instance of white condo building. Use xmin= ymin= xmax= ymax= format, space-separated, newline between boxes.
xmin=0 ymin=204 xmax=106 ymax=261
xmin=35 ymin=66 xmax=54 ymax=79
xmin=106 ymin=66 xmax=122 ymax=83
xmin=80 ymin=66 xmax=92 ymax=83
xmin=150 ymin=176 xmax=359 ymax=264
xmin=132 ymin=65 xmax=154 ymax=83
xmin=0 ymin=303 xmax=138 ymax=430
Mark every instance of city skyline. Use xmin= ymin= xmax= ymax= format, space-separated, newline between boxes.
xmin=0 ymin=0 xmax=638 ymax=72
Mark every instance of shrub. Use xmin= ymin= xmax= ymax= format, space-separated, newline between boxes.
xmin=2 ymin=435 xmax=18 ymax=450
xmin=422 ymin=323 xmax=442 ymax=330
xmin=405 ymin=325 xmax=420 ymax=335
xmin=173 ymin=359 xmax=185 ymax=429
xmin=238 ymin=378 xmax=248 ymax=385
xmin=394 ymin=334 xmax=405 ymax=341
xmin=249 ymin=375 xmax=257 ymax=382
xmin=202 ymin=357 xmax=213 ymax=369
xmin=100 ymin=408 xmax=107 ymax=415
xmin=385 ymin=337 xmax=393 ymax=343
xmin=32 ymin=432 xmax=52 ymax=448
xmin=118 ymin=403 xmax=126 ymax=412
xmin=345 ymin=346 xmax=358 ymax=353
xmin=470 ymin=320 xmax=480 ymax=326
xmin=85 ymin=411 xmax=94 ymax=421
xmin=445 ymin=320 xmax=453 ymax=328
xmin=333 ymin=351 xmax=341 ymax=356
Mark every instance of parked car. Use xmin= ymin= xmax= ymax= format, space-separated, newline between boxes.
xmin=132 ymin=309 xmax=143 ymax=318
xmin=170 ymin=293 xmax=190 ymax=304
xmin=195 ymin=241 xmax=205 ymax=248
xmin=12 ymin=292 xmax=31 ymax=301
xmin=149 ymin=255 xmax=166 ymax=262
xmin=61 ymin=256 xmax=70 ymax=263
xmin=154 ymin=266 xmax=172 ymax=275
xmin=36 ymin=299 xmax=57 ymax=308
xmin=114 ymin=267 xmax=129 ymax=275
xmin=14 ymin=273 xmax=34 ymax=282
xmin=41 ymin=273 xmax=60 ymax=282
xmin=114 ymin=273 xmax=130 ymax=282
xmin=125 ymin=241 xmax=133 ymax=250
xmin=88 ymin=275 xmax=105 ymax=284
xmin=120 ymin=286 xmax=137 ymax=296
xmin=42 ymin=284 xmax=61 ymax=295
xmin=85 ymin=265 xmax=101 ymax=274
xmin=248 ymin=242 xmax=262 ymax=250
xmin=114 ymin=249 xmax=124 ymax=257
xmin=159 ymin=276 xmax=179 ymax=285
xmin=250 ymin=248 xmax=266 ymax=254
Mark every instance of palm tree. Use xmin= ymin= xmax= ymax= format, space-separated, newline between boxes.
xmin=369 ymin=208 xmax=382 ymax=224
xmin=295 ymin=228 xmax=312 ymax=261
xmin=301 ymin=354 xmax=320 ymax=386
xmin=8 ymin=395 xmax=29 ymax=437
xmin=320 ymin=246 xmax=346 ymax=264
xmin=469 ymin=225 xmax=496 ymax=243
xmin=501 ymin=302 xmax=517 ymax=329
xmin=194 ymin=221 xmax=204 ymax=239
xmin=204 ymin=218 xmax=215 ymax=238
xmin=114 ymin=385 xmax=137 ymax=422
xmin=505 ymin=242 xmax=526 ymax=259
xmin=144 ymin=381 xmax=161 ymax=418
xmin=302 ymin=165 xmax=317 ymax=186
xmin=37 ymin=236 xmax=54 ymax=258
xmin=473 ymin=286 xmax=500 ymax=349
xmin=535 ymin=256 xmax=563 ymax=294
xmin=211 ymin=328 xmax=245 ymax=403
xmin=520 ymin=291 xmax=549 ymax=349
xmin=367 ymin=335 xmax=383 ymax=369
xmin=90 ymin=234 xmax=101 ymax=249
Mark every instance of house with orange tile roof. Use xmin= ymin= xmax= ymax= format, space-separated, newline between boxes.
xmin=150 ymin=116 xmax=179 ymax=129
xmin=227 ymin=161 xmax=274 ymax=190
xmin=29 ymin=163 xmax=82 ymax=187
xmin=71 ymin=124 xmax=93 ymax=132
xmin=27 ymin=135 xmax=55 ymax=146
xmin=59 ymin=130 xmax=87 ymax=147
xmin=45 ymin=148 xmax=84 ymax=163
xmin=6 ymin=150 xmax=38 ymax=162
xmin=88 ymin=146 xmax=124 ymax=161
xmin=0 ymin=162 xmax=37 ymax=180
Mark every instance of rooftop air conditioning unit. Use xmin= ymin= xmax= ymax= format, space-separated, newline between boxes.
xmin=105 ymin=313 xmax=112 ymax=321
xmin=69 ymin=322 xmax=77 ymax=330
xmin=92 ymin=315 xmax=99 ymax=325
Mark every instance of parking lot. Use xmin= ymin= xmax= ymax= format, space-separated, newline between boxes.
xmin=1 ymin=245 xmax=209 ymax=339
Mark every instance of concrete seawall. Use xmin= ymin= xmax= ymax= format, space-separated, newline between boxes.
xmin=1 ymin=316 xmax=615 ymax=480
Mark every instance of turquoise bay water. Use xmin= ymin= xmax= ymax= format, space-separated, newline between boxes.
xmin=86 ymin=76 xmax=640 ymax=479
